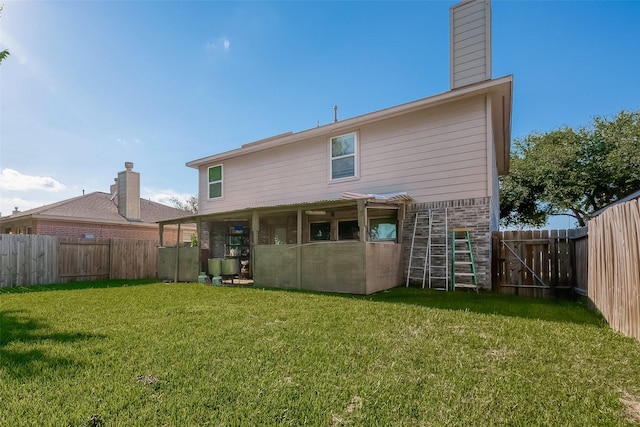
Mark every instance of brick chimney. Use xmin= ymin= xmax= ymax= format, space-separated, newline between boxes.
xmin=117 ymin=162 xmax=141 ymax=221
xmin=450 ymin=0 xmax=491 ymax=89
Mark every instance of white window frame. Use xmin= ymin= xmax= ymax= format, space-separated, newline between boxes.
xmin=329 ymin=132 xmax=358 ymax=181
xmin=208 ymin=164 xmax=223 ymax=200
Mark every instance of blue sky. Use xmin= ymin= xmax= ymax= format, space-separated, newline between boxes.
xmin=1 ymin=0 xmax=639 ymax=229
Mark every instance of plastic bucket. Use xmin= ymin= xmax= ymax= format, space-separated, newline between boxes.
xmin=208 ymin=258 xmax=222 ymax=276
xmin=222 ymin=258 xmax=239 ymax=275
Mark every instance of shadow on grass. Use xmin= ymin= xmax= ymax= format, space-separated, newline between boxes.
xmin=256 ymin=285 xmax=606 ymax=327
xmin=359 ymin=286 xmax=606 ymax=327
xmin=0 ymin=278 xmax=158 ymax=294
xmin=0 ymin=309 xmax=106 ymax=379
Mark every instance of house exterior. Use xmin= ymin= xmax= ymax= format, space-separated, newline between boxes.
xmin=160 ymin=0 xmax=512 ymax=294
xmin=0 ymin=162 xmax=195 ymax=246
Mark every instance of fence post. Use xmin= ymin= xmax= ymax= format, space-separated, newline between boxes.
xmin=491 ymin=232 xmax=499 ymax=292
xmin=549 ymin=229 xmax=558 ymax=298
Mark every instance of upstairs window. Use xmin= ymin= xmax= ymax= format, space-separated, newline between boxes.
xmin=208 ymin=165 xmax=223 ymax=199
xmin=330 ymin=133 xmax=357 ymax=180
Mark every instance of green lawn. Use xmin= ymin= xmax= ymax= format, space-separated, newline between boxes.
xmin=1 ymin=280 xmax=639 ymax=426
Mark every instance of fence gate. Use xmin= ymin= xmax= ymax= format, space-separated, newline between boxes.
xmin=491 ymin=230 xmax=574 ymax=298
xmin=58 ymin=238 xmax=111 ymax=281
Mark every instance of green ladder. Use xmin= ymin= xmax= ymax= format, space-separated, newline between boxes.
xmin=451 ymin=228 xmax=478 ymax=291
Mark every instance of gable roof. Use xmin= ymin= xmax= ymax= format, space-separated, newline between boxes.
xmin=186 ymin=75 xmax=513 ymax=175
xmin=0 ymin=192 xmax=192 ymax=225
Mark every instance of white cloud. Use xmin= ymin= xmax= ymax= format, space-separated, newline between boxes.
xmin=144 ymin=188 xmax=195 ymax=207
xmin=0 ymin=196 xmax=37 ymax=216
xmin=0 ymin=168 xmax=65 ymax=192
xmin=206 ymin=37 xmax=230 ymax=52
xmin=115 ymin=137 xmax=142 ymax=147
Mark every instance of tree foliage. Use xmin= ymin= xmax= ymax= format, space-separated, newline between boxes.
xmin=170 ymin=195 xmax=198 ymax=214
xmin=500 ymin=109 xmax=640 ymax=228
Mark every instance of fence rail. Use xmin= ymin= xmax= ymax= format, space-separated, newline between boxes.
xmin=0 ymin=235 xmax=158 ymax=287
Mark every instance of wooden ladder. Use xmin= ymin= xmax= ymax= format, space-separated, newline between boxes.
xmin=451 ymin=228 xmax=478 ymax=291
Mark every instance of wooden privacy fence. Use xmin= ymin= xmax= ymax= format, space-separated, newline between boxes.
xmin=0 ymin=235 xmax=158 ymax=287
xmin=491 ymin=228 xmax=588 ymax=298
xmin=588 ymin=199 xmax=640 ymax=341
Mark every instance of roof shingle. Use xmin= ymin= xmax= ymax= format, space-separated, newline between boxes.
xmin=2 ymin=192 xmax=192 ymax=224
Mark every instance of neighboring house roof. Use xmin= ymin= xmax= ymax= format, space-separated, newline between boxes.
xmin=590 ymin=189 xmax=640 ymax=218
xmin=186 ymin=75 xmax=513 ymax=175
xmin=1 ymin=192 xmax=192 ymax=225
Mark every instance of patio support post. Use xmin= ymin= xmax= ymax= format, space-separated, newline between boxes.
xmin=397 ymin=204 xmax=405 ymax=244
xmin=357 ymin=199 xmax=367 ymax=242
xmin=297 ymin=206 xmax=302 ymax=289
xmin=196 ymin=217 xmax=203 ymax=272
xmin=252 ymin=210 xmax=259 ymax=279
xmin=174 ymin=223 xmax=181 ymax=283
xmin=251 ymin=210 xmax=259 ymax=245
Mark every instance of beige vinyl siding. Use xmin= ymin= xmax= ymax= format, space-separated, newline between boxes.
xmin=450 ymin=0 xmax=491 ymax=89
xmin=358 ymin=96 xmax=487 ymax=201
xmin=198 ymin=95 xmax=489 ymax=215
xmin=199 ymin=137 xmax=330 ymax=213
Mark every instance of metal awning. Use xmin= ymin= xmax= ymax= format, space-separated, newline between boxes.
xmin=341 ymin=191 xmax=413 ymax=203
xmin=158 ymin=193 xmax=412 ymax=226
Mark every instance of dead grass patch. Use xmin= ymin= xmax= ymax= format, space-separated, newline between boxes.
xmin=330 ymin=396 xmax=364 ymax=426
xmin=620 ymin=390 xmax=640 ymax=423
xmin=137 ymin=374 xmax=158 ymax=386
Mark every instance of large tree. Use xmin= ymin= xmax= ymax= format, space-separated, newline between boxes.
xmin=500 ymin=109 xmax=640 ymax=228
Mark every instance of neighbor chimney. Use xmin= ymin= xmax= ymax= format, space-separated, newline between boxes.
xmin=450 ymin=0 xmax=492 ymax=89
xmin=117 ymin=162 xmax=140 ymax=221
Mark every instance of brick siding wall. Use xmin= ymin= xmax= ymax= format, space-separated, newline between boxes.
xmin=403 ymin=197 xmax=492 ymax=289
xmin=33 ymin=220 xmax=182 ymax=245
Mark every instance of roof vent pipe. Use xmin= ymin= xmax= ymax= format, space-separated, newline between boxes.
xmin=110 ymin=178 xmax=118 ymax=200
xmin=333 ymin=105 xmax=338 ymax=123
